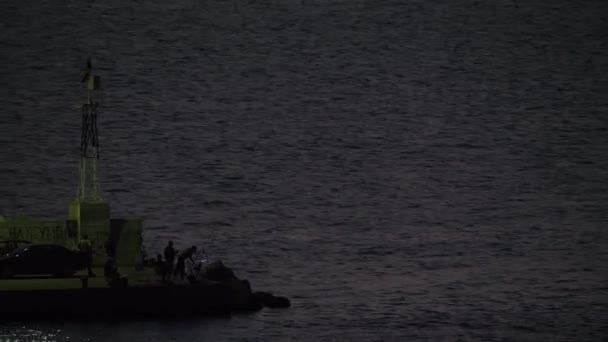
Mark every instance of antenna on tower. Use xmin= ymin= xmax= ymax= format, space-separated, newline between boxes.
xmin=69 ymin=59 xmax=111 ymax=252
xmin=76 ymin=57 xmax=102 ymax=202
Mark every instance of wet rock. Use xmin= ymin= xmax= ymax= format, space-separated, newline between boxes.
xmin=253 ymin=291 xmax=291 ymax=309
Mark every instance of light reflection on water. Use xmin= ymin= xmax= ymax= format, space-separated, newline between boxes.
xmin=0 ymin=324 xmax=60 ymax=342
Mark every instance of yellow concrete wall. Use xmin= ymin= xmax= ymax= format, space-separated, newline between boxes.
xmin=0 ymin=212 xmax=143 ymax=267
xmin=111 ymin=219 xmax=143 ymax=266
xmin=69 ymin=201 xmax=111 ymax=265
xmin=0 ymin=216 xmax=72 ymax=245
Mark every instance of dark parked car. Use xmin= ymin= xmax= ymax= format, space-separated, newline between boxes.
xmin=0 ymin=244 xmax=86 ymax=279
xmin=0 ymin=240 xmax=32 ymax=255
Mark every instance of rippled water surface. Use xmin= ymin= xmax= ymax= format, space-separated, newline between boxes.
xmin=1 ymin=0 xmax=607 ymax=340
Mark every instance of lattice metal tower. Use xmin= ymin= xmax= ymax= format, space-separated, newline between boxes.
xmin=76 ymin=58 xmax=102 ymax=202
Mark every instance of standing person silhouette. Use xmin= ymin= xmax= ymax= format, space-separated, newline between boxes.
xmin=164 ymin=241 xmax=176 ymax=281
xmin=78 ymin=234 xmax=95 ymax=277
xmin=174 ymin=246 xmax=197 ymax=281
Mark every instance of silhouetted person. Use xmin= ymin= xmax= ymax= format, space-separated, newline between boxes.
xmin=185 ymin=254 xmax=195 ymax=283
xmin=104 ymin=238 xmax=116 ymax=259
xmin=184 ymin=245 xmax=197 ymax=260
xmin=173 ymin=246 xmax=196 ymax=280
xmin=104 ymin=258 xmax=124 ymax=288
xmin=156 ymin=253 xmax=168 ymax=282
xmin=174 ymin=253 xmax=185 ymax=280
xmin=104 ymin=257 xmax=118 ymax=283
xmin=164 ymin=241 xmax=176 ymax=279
xmin=198 ymin=248 xmax=209 ymax=263
xmin=78 ymin=234 xmax=95 ymax=277
xmin=174 ymin=246 xmax=197 ymax=281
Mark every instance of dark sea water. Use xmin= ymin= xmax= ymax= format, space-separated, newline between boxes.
xmin=1 ymin=0 xmax=607 ymax=340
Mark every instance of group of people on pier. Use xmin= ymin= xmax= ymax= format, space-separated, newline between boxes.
xmin=79 ymin=234 xmax=208 ymax=286
xmin=159 ymin=241 xmax=207 ymax=284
